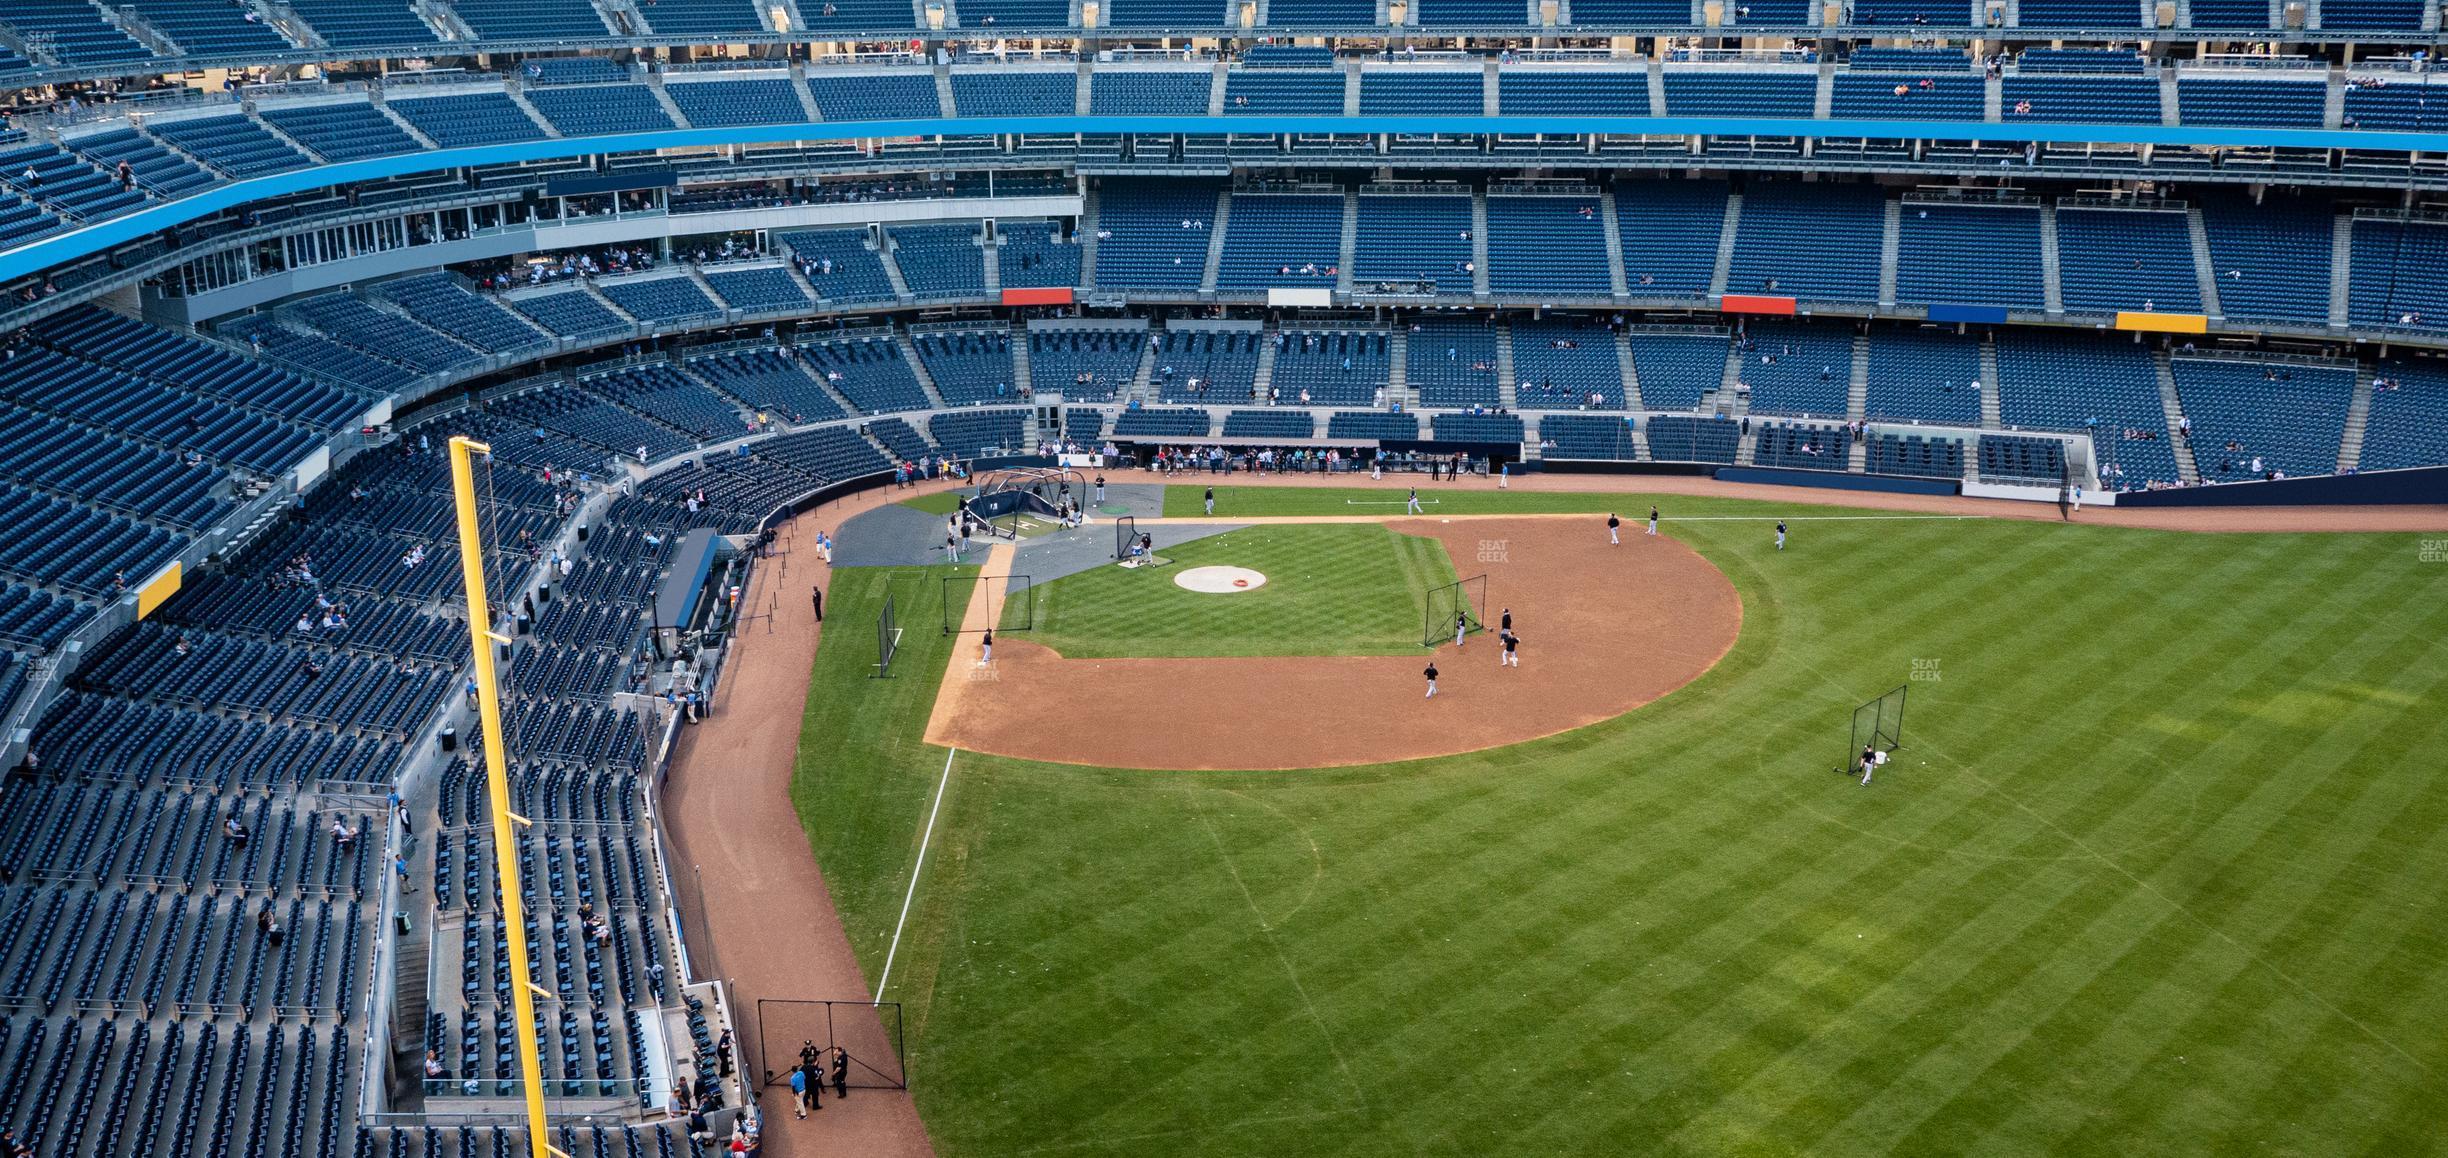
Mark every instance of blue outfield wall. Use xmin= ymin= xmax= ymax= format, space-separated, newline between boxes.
xmin=2113 ymin=466 xmax=2448 ymax=507
xmin=12 ymin=112 xmax=2448 ymax=282
xmin=1714 ymin=467 xmax=1963 ymax=495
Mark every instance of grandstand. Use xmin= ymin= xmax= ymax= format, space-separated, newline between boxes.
xmin=1 ymin=15 xmax=2447 ymax=1158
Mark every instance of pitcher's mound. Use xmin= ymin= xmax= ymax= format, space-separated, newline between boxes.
xmin=1175 ymin=565 xmax=1267 ymax=593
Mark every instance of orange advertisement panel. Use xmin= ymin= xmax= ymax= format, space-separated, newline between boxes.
xmin=1720 ymin=294 xmax=1798 ymax=316
xmin=136 ymin=561 xmax=182 ymax=619
xmin=2114 ymin=311 xmax=2208 ymax=334
xmin=1001 ymin=287 xmax=1075 ymax=306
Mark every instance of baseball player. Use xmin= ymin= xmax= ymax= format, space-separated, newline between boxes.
xmin=979 ymin=630 xmax=993 ymax=666
xmin=1423 ymin=661 xmax=1439 ymax=698
xmin=1501 ymin=629 xmax=1520 ymax=667
xmin=1608 ymin=513 xmax=1620 ymax=545
xmin=1204 ymin=487 xmax=1215 ymax=515
xmin=1862 ymin=748 xmax=1886 ymax=786
xmin=1775 ymin=520 xmax=1787 ymax=550
xmin=1094 ymin=474 xmax=1106 ymax=503
xmin=1647 ymin=505 xmax=1660 ymax=536
xmin=1454 ymin=610 xmax=1469 ymax=648
xmin=1406 ymin=487 xmax=1422 ymax=514
xmin=1500 ymin=608 xmax=1512 ymax=634
xmin=2071 ymin=484 xmax=2083 ymax=513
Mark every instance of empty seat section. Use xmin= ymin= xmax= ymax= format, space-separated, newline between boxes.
xmin=1409 ymin=320 xmax=1502 ymax=408
xmin=2362 ymin=359 xmax=2448 ymax=471
xmin=807 ymin=73 xmax=944 ymax=121
xmin=371 ymin=275 xmax=547 ymax=354
xmin=595 ymin=277 xmax=723 ymax=326
xmin=2055 ymin=207 xmax=2201 ymax=314
xmin=2320 ymin=0 xmax=2425 ymax=28
xmin=1091 ymin=71 xmax=1216 ymax=115
xmin=634 ymin=0 xmax=777 ymax=34
xmin=2000 ymin=74 xmax=2162 ymax=123
xmin=1358 ymin=72 xmax=1484 ymax=114
xmin=1262 ymin=0 xmax=1376 ymax=24
xmin=888 ymin=224 xmax=988 ymax=298
xmin=1862 ymin=329 xmax=1984 ymax=425
xmin=2016 ymin=0 xmax=2145 ymax=25
xmin=1091 ymin=181 xmax=1219 ymax=290
xmin=1485 ymin=194 xmax=1610 ymax=296
xmin=0 ymin=0 xmax=153 ymax=63
xmin=1029 ymin=329 xmax=1144 ymax=402
xmin=1895 ymin=203 xmax=2046 ymax=309
xmin=1497 ymin=70 xmax=1650 ymax=115
xmin=687 ymin=350 xmax=845 ymax=422
xmin=511 ymin=290 xmax=630 ymax=340
xmin=799 ymin=337 xmax=931 ymax=413
xmin=1151 ymin=329 xmax=1262 ymax=404
xmin=997 ymin=221 xmax=1081 ymax=289
xmin=2197 ymin=192 xmax=2333 ymax=324
xmin=1112 ymin=407 xmax=1213 ymax=438
xmin=930 ymin=409 xmax=1029 ymax=453
xmin=1216 ymin=194 xmax=1343 ymax=290
xmin=2177 ymin=78 xmax=2327 ymax=127
xmin=911 ymin=330 xmax=1019 ymax=405
xmin=67 ymin=130 xmax=213 ymax=198
xmin=664 ymin=79 xmax=809 ymax=127
xmin=521 ymin=85 xmax=677 ymax=135
xmin=1994 ymin=331 xmax=2178 ymax=486
xmin=1728 ymin=182 xmax=1884 ymax=303
xmin=955 ymin=0 xmax=1072 ymax=23
xmin=1511 ymin=320 xmax=1622 ymax=409
xmin=147 ymin=115 xmax=310 ymax=178
xmin=701 ymin=267 xmax=811 ymax=313
xmin=1354 ymin=193 xmax=1472 ymax=290
xmin=951 ymin=72 xmax=1077 ymax=116
xmin=2170 ymin=358 xmax=2354 ymax=479
xmin=1866 ymin=432 xmax=1966 ymax=478
xmin=256 ymin=103 xmax=420 ymax=162
xmin=1831 ymin=73 xmax=1985 ymax=120
xmin=1624 ymin=333 xmax=1726 ymax=410
xmin=1224 ymin=409 xmax=1318 ymax=439
xmin=778 ymin=230 xmax=899 ymax=304
xmin=1735 ymin=321 xmax=1851 ymax=417
xmin=1327 ymin=411 xmax=1419 ymax=439
xmin=1662 ymin=72 xmax=1817 ymax=118
xmin=1272 ymin=329 xmax=1388 ymax=406
xmin=2343 ymin=83 xmax=2448 ymax=132
xmin=386 ymin=93 xmax=548 ymax=146
xmin=285 ymin=0 xmax=439 ymax=45
xmin=450 ymin=0 xmax=609 ymax=37
xmin=1538 ymin=414 xmax=1640 ymax=459
xmin=1223 ymin=70 xmax=1347 ymax=114
xmin=1978 ymin=433 xmax=2070 ymax=482
xmin=1615 ymin=178 xmax=1725 ymax=298
xmin=1644 ymin=415 xmax=1741 ymax=462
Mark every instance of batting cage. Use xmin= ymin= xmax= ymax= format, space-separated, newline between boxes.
xmin=873 ymin=591 xmax=901 ymax=677
xmin=943 ymin=574 xmax=1034 ymax=634
xmin=1841 ymin=684 xmax=1909 ymax=772
xmin=755 ymin=998 xmax=909 ymax=1091
xmin=1422 ymin=574 xmax=1489 ymax=647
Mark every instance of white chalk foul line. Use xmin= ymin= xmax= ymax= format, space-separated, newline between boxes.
xmin=1343 ymin=498 xmax=1441 ymax=507
xmin=1658 ymin=514 xmax=1983 ymax=522
xmin=875 ymin=745 xmax=956 ymax=1002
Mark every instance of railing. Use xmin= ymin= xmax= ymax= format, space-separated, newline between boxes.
xmin=2058 ymin=194 xmax=2189 ymax=211
xmin=2182 ymin=53 xmax=2329 ymax=71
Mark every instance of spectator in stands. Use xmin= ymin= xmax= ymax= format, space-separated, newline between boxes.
xmin=424 ymin=1050 xmax=445 ymax=1080
xmin=257 ymin=908 xmax=283 ymax=947
xmin=225 ymin=812 xmax=249 ymax=847
xmin=332 ymin=817 xmax=359 ymax=853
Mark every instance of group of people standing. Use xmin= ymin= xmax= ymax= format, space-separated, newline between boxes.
xmin=789 ymin=1042 xmax=853 ymax=1117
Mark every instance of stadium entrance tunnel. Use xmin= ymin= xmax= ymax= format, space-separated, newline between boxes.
xmin=925 ymin=517 xmax=1742 ymax=770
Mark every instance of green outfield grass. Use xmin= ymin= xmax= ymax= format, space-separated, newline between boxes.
xmin=899 ymin=492 xmax=965 ymax=516
xmin=1004 ymin=524 xmax=1458 ymax=657
xmin=794 ymin=495 xmax=2448 ymax=1157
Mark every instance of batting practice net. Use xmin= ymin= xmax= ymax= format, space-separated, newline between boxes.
xmin=943 ymin=574 xmax=1034 ymax=635
xmin=754 ymin=999 xmax=909 ymax=1091
xmin=1113 ymin=515 xmax=1138 ymax=560
xmin=873 ymin=591 xmax=901 ymax=677
xmin=1423 ymin=574 xmax=1489 ymax=648
xmin=1843 ymin=684 xmax=1909 ymax=771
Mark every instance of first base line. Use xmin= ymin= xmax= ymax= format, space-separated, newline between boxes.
xmin=1344 ymin=498 xmax=1442 ymax=507
xmin=875 ymin=746 xmax=956 ymax=1002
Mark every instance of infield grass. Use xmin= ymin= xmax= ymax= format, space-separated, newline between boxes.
xmin=1005 ymin=523 xmax=1458 ymax=657
xmin=794 ymin=494 xmax=2448 ymax=1157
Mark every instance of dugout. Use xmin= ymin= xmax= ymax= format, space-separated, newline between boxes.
xmin=651 ymin=528 xmax=737 ymax=657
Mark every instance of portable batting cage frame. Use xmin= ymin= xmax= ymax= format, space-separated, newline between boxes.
xmin=1113 ymin=515 xmax=1139 ymax=560
xmin=1841 ymin=684 xmax=1909 ymax=773
xmin=873 ymin=591 xmax=901 ymax=678
xmin=943 ymin=574 xmax=1035 ymax=635
xmin=1422 ymin=574 xmax=1489 ymax=648
xmin=754 ymin=998 xmax=909 ymax=1091
xmin=962 ymin=466 xmax=1084 ymax=539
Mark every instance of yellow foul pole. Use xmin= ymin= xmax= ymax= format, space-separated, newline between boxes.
xmin=446 ymin=436 xmax=557 ymax=1158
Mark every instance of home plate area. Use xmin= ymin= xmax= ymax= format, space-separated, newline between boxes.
xmin=1174 ymin=565 xmax=1268 ymax=593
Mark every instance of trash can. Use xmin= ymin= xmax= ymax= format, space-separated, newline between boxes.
xmin=396 ymin=910 xmax=412 ymax=935
xmin=440 ymin=725 xmax=457 ymax=752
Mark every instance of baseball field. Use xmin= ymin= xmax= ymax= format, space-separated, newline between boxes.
xmin=789 ymin=483 xmax=2448 ymax=1156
